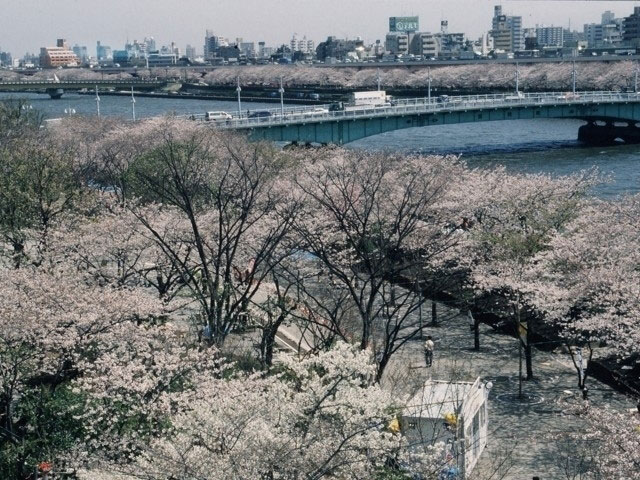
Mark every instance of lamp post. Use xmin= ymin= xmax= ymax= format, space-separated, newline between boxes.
xmin=95 ymin=85 xmax=100 ymax=117
xmin=377 ymin=68 xmax=381 ymax=91
xmin=515 ymin=62 xmax=520 ymax=95
xmin=236 ymin=76 xmax=242 ymax=116
xmin=635 ymin=63 xmax=639 ymax=93
xmin=428 ymin=66 xmax=432 ymax=103
xmin=279 ymin=76 xmax=285 ymax=117
xmin=416 ymin=280 xmax=423 ymax=340
xmin=130 ymin=86 xmax=136 ymax=121
xmin=572 ymin=61 xmax=577 ymax=94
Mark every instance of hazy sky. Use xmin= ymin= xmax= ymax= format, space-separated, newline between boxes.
xmin=2 ymin=0 xmax=640 ymax=55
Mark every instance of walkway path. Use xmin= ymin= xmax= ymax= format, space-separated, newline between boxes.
xmin=382 ymin=302 xmax=636 ymax=479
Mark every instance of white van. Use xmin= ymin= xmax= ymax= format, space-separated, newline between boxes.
xmin=206 ymin=111 xmax=232 ymax=121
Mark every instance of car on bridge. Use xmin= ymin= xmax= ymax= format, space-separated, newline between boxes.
xmin=248 ymin=110 xmax=273 ymax=119
xmin=300 ymin=107 xmax=329 ymax=116
xmin=206 ymin=111 xmax=233 ymax=121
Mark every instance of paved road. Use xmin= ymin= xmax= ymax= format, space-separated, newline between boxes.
xmin=381 ymin=302 xmax=636 ymax=480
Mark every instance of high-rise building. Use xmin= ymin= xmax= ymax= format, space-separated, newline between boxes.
xmin=602 ymin=11 xmax=616 ymax=26
xmin=72 ymin=44 xmax=88 ymax=62
xmin=145 ymin=37 xmax=156 ymax=52
xmin=0 ymin=50 xmax=12 ymax=67
xmin=410 ymin=32 xmax=439 ymax=57
xmin=385 ymin=32 xmax=410 ymax=55
xmin=584 ymin=23 xmax=603 ymax=47
xmin=185 ymin=44 xmax=197 ymax=60
xmin=491 ymin=14 xmax=514 ymax=52
xmin=204 ymin=30 xmax=229 ymax=59
xmin=40 ymin=39 xmax=79 ymax=68
xmin=623 ymin=7 xmax=640 ymax=46
xmin=290 ymin=34 xmax=315 ymax=55
xmin=536 ymin=27 xmax=564 ymax=47
xmin=492 ymin=5 xmax=523 ymax=52
xmin=96 ymin=41 xmax=112 ymax=61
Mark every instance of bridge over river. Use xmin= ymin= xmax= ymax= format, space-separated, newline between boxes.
xmin=0 ymin=79 xmax=167 ymax=98
xmin=197 ymin=91 xmax=640 ymax=146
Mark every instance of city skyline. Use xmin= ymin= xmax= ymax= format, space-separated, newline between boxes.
xmin=2 ymin=0 xmax=640 ymax=55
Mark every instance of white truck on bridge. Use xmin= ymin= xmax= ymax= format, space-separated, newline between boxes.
xmin=348 ymin=90 xmax=389 ymax=107
xmin=330 ymin=90 xmax=391 ymax=113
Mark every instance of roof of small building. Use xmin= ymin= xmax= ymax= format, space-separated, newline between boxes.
xmin=404 ymin=379 xmax=478 ymax=420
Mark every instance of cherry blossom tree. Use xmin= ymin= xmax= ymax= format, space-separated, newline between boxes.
xmin=291 ymin=149 xmax=466 ymax=381
xmin=0 ymin=268 xmax=161 ymax=478
xmin=529 ymin=196 xmax=640 ymax=393
xmin=557 ymin=405 xmax=640 ymax=479
xmin=77 ymin=343 xmax=445 ymax=480
xmin=0 ymin=109 xmax=83 ymax=268
xmin=443 ymin=167 xmax=597 ymax=383
xmin=101 ymin=118 xmax=300 ymax=345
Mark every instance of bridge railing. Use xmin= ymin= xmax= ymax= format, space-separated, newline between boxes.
xmin=203 ymin=91 xmax=640 ymax=130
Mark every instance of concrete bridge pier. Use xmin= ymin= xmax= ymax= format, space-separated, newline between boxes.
xmin=46 ymin=88 xmax=64 ymax=99
xmin=578 ymin=121 xmax=640 ymax=146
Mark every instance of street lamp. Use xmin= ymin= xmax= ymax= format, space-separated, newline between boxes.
xmin=572 ymin=61 xmax=577 ymax=94
xmin=515 ymin=62 xmax=520 ymax=95
xmin=377 ymin=68 xmax=381 ymax=92
xmin=95 ymin=85 xmax=100 ymax=117
xmin=130 ymin=86 xmax=136 ymax=121
xmin=279 ymin=76 xmax=285 ymax=117
xmin=236 ymin=76 xmax=242 ymax=116
xmin=428 ymin=67 xmax=432 ymax=103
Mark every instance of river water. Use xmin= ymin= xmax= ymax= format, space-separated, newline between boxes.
xmin=2 ymin=92 xmax=639 ymax=197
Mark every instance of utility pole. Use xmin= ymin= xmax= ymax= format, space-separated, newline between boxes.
xmin=236 ymin=76 xmax=242 ymax=116
xmin=416 ymin=280 xmax=423 ymax=340
xmin=515 ymin=62 xmax=520 ymax=95
xmin=279 ymin=76 xmax=285 ymax=117
xmin=130 ymin=86 xmax=136 ymax=121
xmin=95 ymin=85 xmax=100 ymax=117
xmin=377 ymin=68 xmax=381 ymax=91
xmin=428 ymin=66 xmax=432 ymax=103
xmin=572 ymin=61 xmax=577 ymax=94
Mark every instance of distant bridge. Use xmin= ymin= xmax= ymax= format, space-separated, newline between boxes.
xmin=0 ymin=79 xmax=167 ymax=98
xmin=200 ymin=91 xmax=640 ymax=146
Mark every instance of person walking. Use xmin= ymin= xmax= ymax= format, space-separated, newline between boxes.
xmin=424 ymin=335 xmax=435 ymax=367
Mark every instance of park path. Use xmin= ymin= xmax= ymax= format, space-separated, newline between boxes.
xmin=382 ymin=301 xmax=637 ymax=480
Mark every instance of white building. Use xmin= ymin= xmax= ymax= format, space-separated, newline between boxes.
xmin=290 ymin=34 xmax=315 ymax=55
xmin=401 ymin=378 xmax=490 ymax=478
xmin=536 ymin=26 xmax=564 ymax=47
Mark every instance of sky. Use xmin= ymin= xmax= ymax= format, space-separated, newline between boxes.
xmin=2 ymin=0 xmax=640 ymax=55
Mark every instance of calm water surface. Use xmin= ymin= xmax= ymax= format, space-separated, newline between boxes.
xmin=3 ymin=92 xmax=639 ymax=197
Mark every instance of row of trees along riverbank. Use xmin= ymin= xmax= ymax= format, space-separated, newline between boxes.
xmin=2 ymin=61 xmax=640 ymax=92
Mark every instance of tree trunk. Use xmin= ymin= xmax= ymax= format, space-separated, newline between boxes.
xmin=261 ymin=315 xmax=286 ymax=369
xmin=375 ymin=353 xmax=389 ymax=383
xmin=263 ymin=328 xmax=277 ymax=369
xmin=474 ymin=319 xmax=480 ymax=351
xmin=431 ymin=301 xmax=437 ymax=326
xmin=525 ymin=321 xmax=533 ymax=380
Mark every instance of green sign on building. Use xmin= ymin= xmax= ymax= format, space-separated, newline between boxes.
xmin=389 ymin=16 xmax=420 ymax=33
